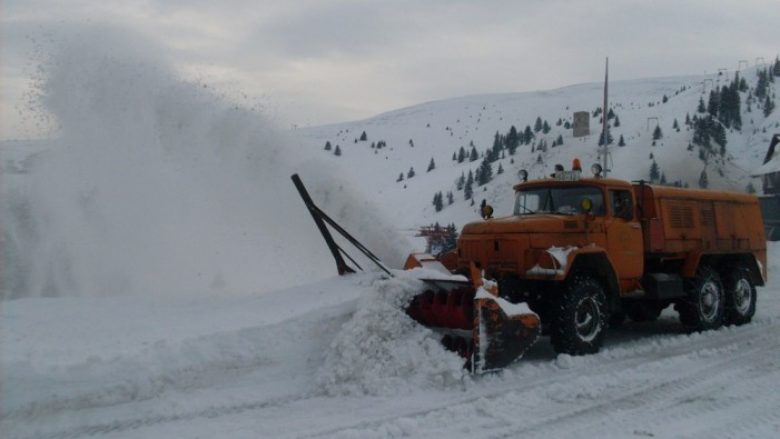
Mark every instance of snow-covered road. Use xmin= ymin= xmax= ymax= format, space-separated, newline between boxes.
xmin=3 ymin=250 xmax=780 ymax=439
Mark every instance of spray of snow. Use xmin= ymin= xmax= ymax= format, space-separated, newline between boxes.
xmin=315 ymin=272 xmax=467 ymax=396
xmin=0 ymin=26 xmax=411 ymax=299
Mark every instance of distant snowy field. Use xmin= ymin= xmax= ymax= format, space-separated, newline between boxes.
xmin=2 ymin=245 xmax=779 ymax=438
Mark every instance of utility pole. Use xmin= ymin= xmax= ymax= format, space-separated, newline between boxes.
xmin=600 ymin=57 xmax=611 ymax=177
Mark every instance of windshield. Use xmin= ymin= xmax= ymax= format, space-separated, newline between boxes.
xmin=514 ymin=186 xmax=605 ymax=216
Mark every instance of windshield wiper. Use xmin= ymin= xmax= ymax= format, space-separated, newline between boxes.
xmin=516 ymin=204 xmax=537 ymax=215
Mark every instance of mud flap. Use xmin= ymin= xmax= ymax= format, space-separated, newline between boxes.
xmin=472 ymin=291 xmax=541 ymax=373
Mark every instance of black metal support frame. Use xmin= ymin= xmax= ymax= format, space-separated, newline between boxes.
xmin=291 ymin=174 xmax=393 ymax=277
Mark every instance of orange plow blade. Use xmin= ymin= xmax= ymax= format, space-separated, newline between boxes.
xmin=404 ymin=257 xmax=541 ymax=373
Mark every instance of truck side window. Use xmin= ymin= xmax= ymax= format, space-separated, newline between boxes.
xmin=611 ymin=190 xmax=633 ymax=221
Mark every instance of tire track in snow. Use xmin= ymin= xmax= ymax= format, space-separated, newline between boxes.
xmin=482 ymin=335 xmax=780 ymax=438
xmin=300 ymin=320 xmax=779 ymax=439
xmin=12 ymin=319 xmax=777 ymax=439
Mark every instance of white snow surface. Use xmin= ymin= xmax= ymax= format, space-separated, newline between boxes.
xmin=2 ymin=246 xmax=780 ymax=438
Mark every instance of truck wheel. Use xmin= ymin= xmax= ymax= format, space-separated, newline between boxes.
xmin=723 ymin=268 xmax=756 ymax=326
xmin=678 ymin=266 xmax=724 ymax=331
xmin=625 ymin=302 xmax=663 ymax=322
xmin=551 ymin=275 xmax=608 ymax=355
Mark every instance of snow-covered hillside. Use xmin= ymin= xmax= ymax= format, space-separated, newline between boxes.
xmin=294 ymin=68 xmax=780 ymax=231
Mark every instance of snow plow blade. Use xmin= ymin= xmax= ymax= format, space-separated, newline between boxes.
xmin=404 ymin=255 xmax=541 ymax=373
xmin=472 ymin=291 xmax=541 ymax=372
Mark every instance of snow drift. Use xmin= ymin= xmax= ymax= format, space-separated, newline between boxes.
xmin=315 ymin=272 xmax=467 ymax=396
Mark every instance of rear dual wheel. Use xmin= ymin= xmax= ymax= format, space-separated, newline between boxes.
xmin=723 ymin=268 xmax=757 ymax=326
xmin=677 ymin=265 xmax=724 ymax=331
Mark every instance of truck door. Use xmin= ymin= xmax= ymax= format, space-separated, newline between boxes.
xmin=607 ymin=189 xmax=644 ymax=282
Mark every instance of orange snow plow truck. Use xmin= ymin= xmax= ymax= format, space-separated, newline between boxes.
xmin=292 ymin=165 xmax=766 ymax=373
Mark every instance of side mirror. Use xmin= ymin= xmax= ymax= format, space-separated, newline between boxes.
xmin=580 ymin=197 xmax=593 ymax=214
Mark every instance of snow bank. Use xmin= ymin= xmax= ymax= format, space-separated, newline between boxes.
xmin=315 ymin=272 xmax=467 ymax=396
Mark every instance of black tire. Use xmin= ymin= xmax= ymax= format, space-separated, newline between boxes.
xmin=723 ymin=267 xmax=757 ymax=326
xmin=551 ymin=275 xmax=608 ymax=355
xmin=625 ymin=302 xmax=663 ymax=322
xmin=677 ymin=265 xmax=724 ymax=331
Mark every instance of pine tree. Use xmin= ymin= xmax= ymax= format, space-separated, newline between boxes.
xmin=447 ymin=191 xmax=454 ymax=205
xmin=407 ymin=167 xmax=415 ymax=179
xmin=698 ymin=169 xmax=709 ymax=189
xmin=492 ymin=132 xmax=503 ymax=156
xmin=432 ymin=192 xmax=443 ymax=212
xmin=489 ymin=133 xmax=503 ymax=162
xmin=534 ymin=117 xmax=543 ymax=133
xmin=464 ymin=171 xmax=474 ymax=200
xmin=653 ymin=125 xmax=663 ymax=141
xmin=427 ymin=157 xmax=436 ymax=172
xmin=324 ymin=141 xmax=332 ymax=151
xmin=397 ymin=173 xmax=404 ymax=182
xmin=542 ymin=120 xmax=551 ymax=134
xmin=452 ymin=152 xmax=456 ymax=161
xmin=409 ymin=139 xmax=414 ymax=147
xmin=523 ymin=125 xmax=534 ymax=143
xmin=673 ymin=119 xmax=680 ymax=131
xmin=685 ymin=113 xmax=691 ymax=126
xmin=456 ymin=172 xmax=465 ymax=190
xmin=697 ymin=97 xmax=706 ymax=113
xmin=713 ymin=123 xmax=727 ymax=151
xmin=746 ymin=182 xmax=756 ymax=194
xmin=660 ymin=173 xmax=667 ymax=185
xmin=662 ymin=95 xmax=669 ymax=103
xmin=765 ymin=95 xmax=775 ymax=117
xmin=458 ymin=146 xmax=466 ymax=163
xmin=607 ymin=108 xmax=616 ymax=119
xmin=649 ymin=160 xmax=660 ymax=182
xmin=469 ymin=145 xmax=479 ymax=162
xmin=505 ymin=126 xmax=519 ymax=155
xmin=497 ymin=163 xmax=504 ymax=174
xmin=476 ymin=158 xmax=493 ymax=185
xmin=334 ymin=145 xmax=342 ymax=156
xmin=618 ymin=134 xmax=626 ymax=146
xmin=614 ymin=115 xmax=621 ymax=127
xmin=707 ymin=90 xmax=719 ymax=116
xmin=756 ymin=69 xmax=769 ymax=99
xmin=360 ymin=131 xmax=367 ymax=141
xmin=556 ymin=134 xmax=564 ymax=146
xmin=564 ymin=121 xmax=571 ymax=129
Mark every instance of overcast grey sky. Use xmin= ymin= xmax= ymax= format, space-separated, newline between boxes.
xmin=2 ymin=0 xmax=779 ymax=138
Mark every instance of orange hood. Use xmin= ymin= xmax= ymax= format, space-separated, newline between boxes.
xmin=461 ymin=215 xmax=584 ymax=235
